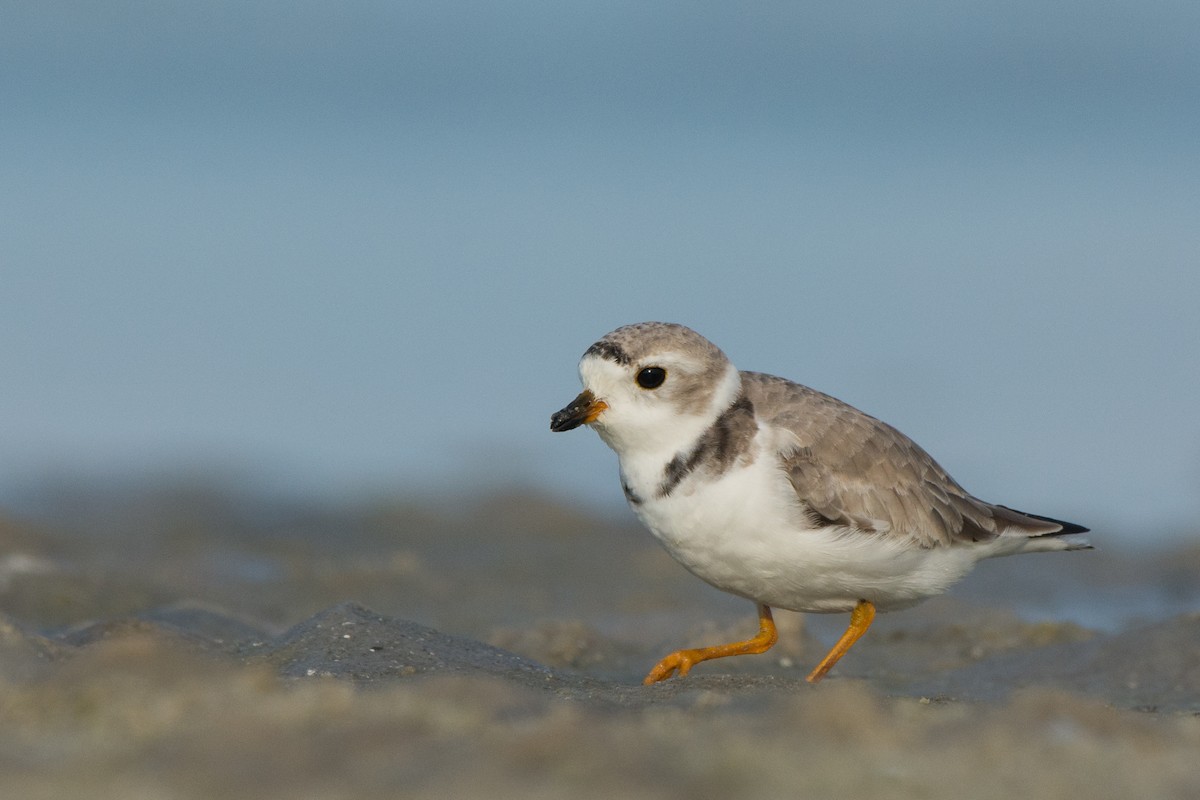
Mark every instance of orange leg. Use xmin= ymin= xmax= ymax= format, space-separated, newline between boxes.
xmin=643 ymin=604 xmax=778 ymax=685
xmin=805 ymin=599 xmax=876 ymax=683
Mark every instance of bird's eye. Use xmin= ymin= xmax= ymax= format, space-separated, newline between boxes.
xmin=636 ymin=366 xmax=667 ymax=389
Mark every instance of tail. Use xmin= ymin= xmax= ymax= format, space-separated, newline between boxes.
xmin=993 ymin=505 xmax=1093 ymax=551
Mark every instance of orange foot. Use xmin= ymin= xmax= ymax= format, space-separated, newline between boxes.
xmin=805 ymin=599 xmax=876 ymax=683
xmin=643 ymin=604 xmax=778 ymax=685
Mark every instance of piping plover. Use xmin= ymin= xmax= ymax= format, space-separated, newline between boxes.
xmin=551 ymin=322 xmax=1090 ymax=684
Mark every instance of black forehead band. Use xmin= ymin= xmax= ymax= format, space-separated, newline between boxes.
xmin=584 ymin=339 xmax=632 ymax=366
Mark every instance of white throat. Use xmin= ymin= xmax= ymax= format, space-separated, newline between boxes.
xmin=588 ymin=361 xmax=744 ymax=497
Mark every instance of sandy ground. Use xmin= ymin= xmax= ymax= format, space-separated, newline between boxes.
xmin=1 ymin=487 xmax=1198 ymax=798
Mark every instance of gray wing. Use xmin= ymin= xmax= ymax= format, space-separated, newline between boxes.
xmin=742 ymin=372 xmax=1065 ymax=548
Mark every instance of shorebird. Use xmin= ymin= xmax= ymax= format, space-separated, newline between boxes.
xmin=551 ymin=322 xmax=1090 ymax=684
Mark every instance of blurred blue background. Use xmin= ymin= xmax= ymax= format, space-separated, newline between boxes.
xmin=2 ymin=2 xmax=1197 ymax=540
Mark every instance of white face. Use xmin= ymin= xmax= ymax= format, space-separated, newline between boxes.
xmin=578 ymin=350 xmax=741 ymax=460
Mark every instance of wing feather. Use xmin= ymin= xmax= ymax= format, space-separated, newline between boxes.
xmin=742 ymin=371 xmax=1062 ymax=548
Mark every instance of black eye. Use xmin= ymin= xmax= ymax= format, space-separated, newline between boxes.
xmin=636 ymin=366 xmax=667 ymax=389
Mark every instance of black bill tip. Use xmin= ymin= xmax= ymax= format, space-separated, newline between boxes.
xmin=550 ymin=390 xmax=606 ymax=432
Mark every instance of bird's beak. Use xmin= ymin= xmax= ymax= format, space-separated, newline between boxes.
xmin=550 ymin=389 xmax=608 ymax=432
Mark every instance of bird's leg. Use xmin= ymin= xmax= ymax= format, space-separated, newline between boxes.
xmin=643 ymin=604 xmax=778 ymax=685
xmin=806 ymin=599 xmax=876 ymax=683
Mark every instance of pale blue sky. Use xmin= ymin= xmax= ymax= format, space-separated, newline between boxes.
xmin=2 ymin=2 xmax=1198 ymax=539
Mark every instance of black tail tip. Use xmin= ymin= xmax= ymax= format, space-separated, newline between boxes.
xmin=1009 ymin=508 xmax=1089 ymax=535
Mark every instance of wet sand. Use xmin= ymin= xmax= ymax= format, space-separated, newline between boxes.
xmin=1 ymin=488 xmax=1198 ymax=797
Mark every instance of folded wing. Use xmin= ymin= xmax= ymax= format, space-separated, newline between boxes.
xmin=742 ymin=371 xmax=1085 ymax=548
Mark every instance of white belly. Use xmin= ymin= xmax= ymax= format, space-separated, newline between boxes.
xmin=624 ymin=455 xmax=981 ymax=614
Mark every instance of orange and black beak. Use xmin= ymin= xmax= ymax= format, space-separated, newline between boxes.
xmin=550 ymin=390 xmax=608 ymax=432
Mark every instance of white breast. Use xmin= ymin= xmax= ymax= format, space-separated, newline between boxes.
xmin=621 ymin=427 xmax=981 ymax=614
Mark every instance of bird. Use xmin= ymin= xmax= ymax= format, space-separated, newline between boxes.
xmin=550 ymin=322 xmax=1090 ymax=685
